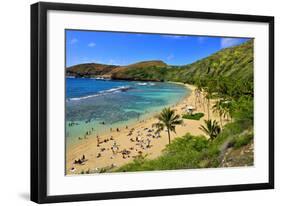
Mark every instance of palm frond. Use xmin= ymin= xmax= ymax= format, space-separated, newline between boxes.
xmin=199 ymin=119 xmax=221 ymax=140
xmin=154 ymin=107 xmax=183 ymax=144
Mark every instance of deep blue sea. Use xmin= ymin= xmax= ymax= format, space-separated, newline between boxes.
xmin=66 ymin=77 xmax=189 ymax=143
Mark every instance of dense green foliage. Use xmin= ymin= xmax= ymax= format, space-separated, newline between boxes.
xmin=231 ymin=132 xmax=254 ymax=149
xmin=168 ymin=39 xmax=253 ymax=83
xmin=182 ymin=112 xmax=204 ymax=120
xmin=112 ymin=65 xmax=168 ymax=81
xmin=116 ymin=134 xmax=210 ymax=171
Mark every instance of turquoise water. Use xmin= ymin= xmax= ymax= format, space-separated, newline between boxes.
xmin=66 ymin=78 xmax=190 ymax=144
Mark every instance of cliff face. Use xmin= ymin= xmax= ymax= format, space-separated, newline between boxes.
xmin=220 ymin=141 xmax=254 ymax=167
xmin=66 ymin=40 xmax=253 ymax=83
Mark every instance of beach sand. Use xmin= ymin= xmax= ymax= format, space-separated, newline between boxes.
xmin=66 ymin=83 xmax=223 ymax=175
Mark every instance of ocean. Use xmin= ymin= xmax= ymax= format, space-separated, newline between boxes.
xmin=66 ymin=77 xmax=189 ymax=144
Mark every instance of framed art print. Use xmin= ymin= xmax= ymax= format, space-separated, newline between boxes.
xmin=31 ymin=2 xmax=274 ymax=203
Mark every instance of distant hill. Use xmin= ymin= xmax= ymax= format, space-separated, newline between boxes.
xmin=66 ymin=60 xmax=167 ymax=80
xmin=110 ymin=60 xmax=168 ymax=81
xmin=66 ymin=40 xmax=253 ymax=83
xmin=66 ymin=63 xmax=118 ymax=78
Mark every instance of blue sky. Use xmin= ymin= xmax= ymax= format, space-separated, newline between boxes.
xmin=66 ymin=30 xmax=250 ymax=67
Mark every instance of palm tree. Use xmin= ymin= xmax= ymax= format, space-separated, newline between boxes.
xmin=204 ymin=87 xmax=213 ymax=120
xmin=153 ymin=107 xmax=183 ymax=144
xmin=212 ymin=100 xmax=224 ymax=128
xmin=204 ymin=79 xmax=218 ymax=120
xmin=221 ymin=100 xmax=232 ymax=122
xmin=194 ymin=88 xmax=200 ymax=109
xmin=195 ymin=78 xmax=205 ymax=110
xmin=199 ymin=119 xmax=221 ymax=141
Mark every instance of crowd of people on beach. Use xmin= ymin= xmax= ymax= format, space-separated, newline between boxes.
xmin=69 ymin=120 xmax=165 ymax=174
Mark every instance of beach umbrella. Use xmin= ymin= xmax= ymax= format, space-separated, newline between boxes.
xmin=187 ymin=106 xmax=195 ymax=115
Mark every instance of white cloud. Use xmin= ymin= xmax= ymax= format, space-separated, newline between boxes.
xmin=161 ymin=35 xmax=188 ymax=39
xmin=88 ymin=42 xmax=96 ymax=47
xmin=221 ymin=38 xmax=242 ymax=48
xmin=70 ymin=38 xmax=78 ymax=44
xmin=167 ymin=54 xmax=174 ymax=60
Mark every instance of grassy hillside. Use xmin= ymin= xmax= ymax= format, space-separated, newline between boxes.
xmin=111 ymin=60 xmax=167 ymax=81
xmin=166 ymin=39 xmax=253 ymax=83
xmin=113 ymin=40 xmax=253 ymax=83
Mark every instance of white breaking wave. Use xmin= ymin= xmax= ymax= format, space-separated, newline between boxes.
xmin=136 ymin=82 xmax=156 ymax=86
xmin=136 ymin=82 xmax=148 ymax=86
xmin=68 ymin=86 xmax=131 ymax=101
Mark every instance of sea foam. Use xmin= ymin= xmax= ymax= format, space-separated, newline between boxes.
xmin=68 ymin=86 xmax=131 ymax=101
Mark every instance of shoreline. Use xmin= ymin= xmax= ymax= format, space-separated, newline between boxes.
xmin=66 ymin=83 xmax=221 ymax=175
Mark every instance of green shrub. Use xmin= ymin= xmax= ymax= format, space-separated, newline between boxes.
xmin=182 ymin=112 xmax=204 ymax=120
xmin=232 ymin=132 xmax=253 ymax=148
xmin=116 ymin=134 xmax=210 ymax=172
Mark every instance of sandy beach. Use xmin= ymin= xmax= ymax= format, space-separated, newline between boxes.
xmin=66 ymin=83 xmax=222 ymax=175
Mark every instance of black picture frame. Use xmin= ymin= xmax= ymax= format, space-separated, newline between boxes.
xmin=31 ymin=2 xmax=274 ymax=204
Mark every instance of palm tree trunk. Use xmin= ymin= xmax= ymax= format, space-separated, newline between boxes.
xmin=207 ymin=99 xmax=210 ymax=120
xmin=194 ymin=91 xmax=197 ymax=109
xmin=220 ymin=114 xmax=223 ymax=129
xmin=202 ymin=97 xmax=205 ymax=112
xmin=167 ymin=129 xmax=171 ymax=144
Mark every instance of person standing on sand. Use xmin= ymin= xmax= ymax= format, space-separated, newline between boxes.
xmin=146 ymin=138 xmax=151 ymax=148
xmin=97 ymin=135 xmax=100 ymax=147
xmin=112 ymin=141 xmax=118 ymax=155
